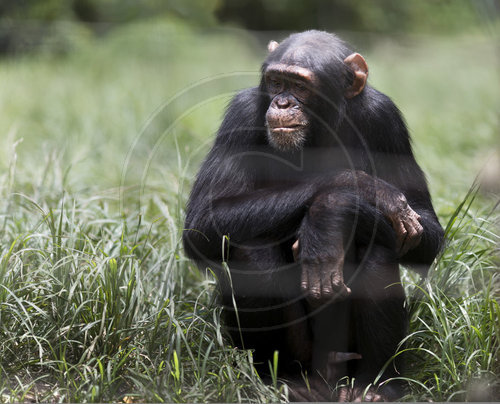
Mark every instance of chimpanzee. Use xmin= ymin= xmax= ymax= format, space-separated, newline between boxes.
xmin=183 ymin=31 xmax=444 ymax=401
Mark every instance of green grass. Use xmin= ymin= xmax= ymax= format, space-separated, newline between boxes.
xmin=0 ymin=18 xmax=498 ymax=402
xmin=398 ymin=186 xmax=499 ymax=400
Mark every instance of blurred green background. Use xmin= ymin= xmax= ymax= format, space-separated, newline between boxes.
xmin=0 ymin=0 xmax=498 ymax=208
xmin=1 ymin=0 xmax=499 ymax=53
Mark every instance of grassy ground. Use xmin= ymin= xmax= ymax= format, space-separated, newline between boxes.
xmin=0 ymin=18 xmax=498 ymax=402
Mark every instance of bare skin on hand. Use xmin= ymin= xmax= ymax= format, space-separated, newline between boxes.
xmin=293 ymin=239 xmax=351 ymax=305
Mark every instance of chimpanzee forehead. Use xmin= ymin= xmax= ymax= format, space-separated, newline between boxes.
xmin=265 ymin=63 xmax=316 ymax=83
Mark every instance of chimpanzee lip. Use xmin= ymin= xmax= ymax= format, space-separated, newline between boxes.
xmin=269 ymin=124 xmax=304 ymax=132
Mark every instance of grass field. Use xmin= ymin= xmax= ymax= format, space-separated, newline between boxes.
xmin=0 ymin=18 xmax=498 ymax=402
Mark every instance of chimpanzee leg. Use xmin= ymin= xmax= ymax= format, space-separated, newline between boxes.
xmin=349 ymin=244 xmax=407 ymax=399
xmin=297 ymin=189 xmax=406 ymax=399
xmin=295 ymin=190 xmax=365 ymax=382
xmin=219 ymin=239 xmax=309 ymax=372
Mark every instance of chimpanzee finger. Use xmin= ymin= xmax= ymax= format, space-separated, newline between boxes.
xmin=307 ymin=267 xmax=322 ymax=300
xmin=394 ymin=219 xmax=407 ymax=251
xmin=320 ymin=265 xmax=334 ymax=298
xmin=400 ymin=217 xmax=423 ymax=255
xmin=411 ymin=231 xmax=423 ymax=251
xmin=406 ymin=225 xmax=423 ymax=252
xmin=399 ymin=223 xmax=414 ymax=256
xmin=337 ymin=387 xmax=351 ymax=402
xmin=415 ymin=218 xmax=424 ymax=235
xmin=409 ymin=217 xmax=423 ymax=238
xmin=300 ymin=266 xmax=309 ymax=296
xmin=409 ymin=209 xmax=422 ymax=228
xmin=364 ymin=391 xmax=384 ymax=402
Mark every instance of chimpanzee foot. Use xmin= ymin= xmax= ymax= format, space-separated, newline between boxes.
xmin=288 ymin=352 xmax=383 ymax=402
xmin=337 ymin=386 xmax=388 ymax=402
xmin=325 ymin=351 xmax=363 ymax=401
xmin=288 ymin=384 xmax=332 ymax=402
xmin=287 ymin=351 xmax=363 ymax=402
xmin=287 ymin=374 xmax=335 ymax=402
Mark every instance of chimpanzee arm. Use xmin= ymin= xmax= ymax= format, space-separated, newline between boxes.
xmin=184 ymin=88 xmax=319 ymax=262
xmin=349 ymin=88 xmax=444 ymax=270
xmin=185 ymin=181 xmax=316 ymax=261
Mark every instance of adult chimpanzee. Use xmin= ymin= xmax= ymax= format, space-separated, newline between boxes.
xmin=183 ymin=31 xmax=443 ymax=401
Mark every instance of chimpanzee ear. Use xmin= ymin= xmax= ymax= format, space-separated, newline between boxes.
xmin=344 ymin=53 xmax=369 ymax=98
xmin=267 ymin=40 xmax=279 ymax=52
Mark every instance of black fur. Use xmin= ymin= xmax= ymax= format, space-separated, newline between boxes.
xmin=183 ymin=30 xmax=444 ymax=400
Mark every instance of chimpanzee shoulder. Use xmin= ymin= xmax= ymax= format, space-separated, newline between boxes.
xmin=348 ymin=85 xmax=412 ymax=154
xmin=215 ymin=86 xmax=266 ymax=147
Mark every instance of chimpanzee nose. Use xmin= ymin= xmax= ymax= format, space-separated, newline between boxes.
xmin=276 ymin=96 xmax=290 ymax=109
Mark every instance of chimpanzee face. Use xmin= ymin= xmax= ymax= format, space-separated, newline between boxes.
xmin=264 ymin=64 xmax=316 ymax=152
xmin=263 ymin=39 xmax=369 ymax=152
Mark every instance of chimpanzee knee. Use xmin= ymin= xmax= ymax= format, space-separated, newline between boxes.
xmin=299 ymin=189 xmax=396 ymax=263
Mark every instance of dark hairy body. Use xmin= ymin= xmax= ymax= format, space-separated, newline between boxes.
xmin=183 ymin=31 xmax=444 ymax=401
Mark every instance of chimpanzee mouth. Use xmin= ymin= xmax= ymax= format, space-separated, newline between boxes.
xmin=267 ymin=124 xmax=307 ymax=151
xmin=269 ymin=125 xmax=304 ymax=133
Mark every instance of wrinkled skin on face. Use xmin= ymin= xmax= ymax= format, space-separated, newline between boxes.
xmin=264 ymin=64 xmax=315 ymax=151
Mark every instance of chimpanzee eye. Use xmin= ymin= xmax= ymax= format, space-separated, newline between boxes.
xmin=267 ymin=77 xmax=282 ymax=93
xmin=293 ymin=81 xmax=310 ymax=98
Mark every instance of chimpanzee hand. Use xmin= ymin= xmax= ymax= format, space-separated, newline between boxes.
xmin=330 ymin=170 xmax=425 ymax=257
xmin=382 ymin=193 xmax=423 ymax=256
xmin=293 ymin=240 xmax=351 ymax=305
